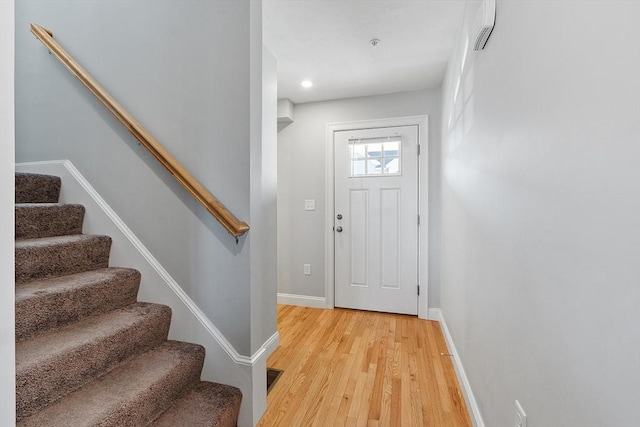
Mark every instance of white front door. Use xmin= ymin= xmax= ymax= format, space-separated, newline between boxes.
xmin=334 ymin=125 xmax=419 ymax=315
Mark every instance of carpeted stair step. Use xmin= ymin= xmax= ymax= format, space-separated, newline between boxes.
xmin=151 ymin=381 xmax=242 ymax=427
xmin=16 ymin=267 xmax=141 ymax=341
xmin=15 ymin=234 xmax=111 ymax=283
xmin=16 ymin=302 xmax=172 ymax=421
xmin=15 ymin=172 xmax=61 ymax=203
xmin=17 ymin=341 xmax=206 ymax=427
xmin=16 ymin=203 xmax=85 ymax=240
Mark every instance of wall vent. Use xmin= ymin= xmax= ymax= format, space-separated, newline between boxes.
xmin=473 ymin=0 xmax=496 ymax=51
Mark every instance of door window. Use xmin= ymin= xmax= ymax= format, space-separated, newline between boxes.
xmin=349 ymin=138 xmax=401 ymax=177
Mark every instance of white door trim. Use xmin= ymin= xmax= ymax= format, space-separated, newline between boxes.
xmin=325 ymin=115 xmax=429 ymax=319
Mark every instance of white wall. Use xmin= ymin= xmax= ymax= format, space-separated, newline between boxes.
xmin=15 ymin=0 xmax=256 ymax=355
xmin=249 ymin=11 xmax=278 ymax=359
xmin=251 ymin=44 xmax=278 ymax=353
xmin=246 ymin=0 xmax=279 ymax=420
xmin=0 ymin=0 xmax=16 ymax=424
xmin=440 ymin=1 xmax=640 ymax=426
xmin=277 ymin=89 xmax=442 ymax=306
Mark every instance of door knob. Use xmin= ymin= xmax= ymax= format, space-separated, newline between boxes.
xmin=335 ymin=226 xmax=343 ymax=233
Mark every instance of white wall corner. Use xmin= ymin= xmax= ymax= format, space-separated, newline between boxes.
xmin=0 ymin=0 xmax=16 ymax=424
xmin=248 ymin=331 xmax=279 ymax=425
xmin=428 ymin=308 xmax=485 ymax=427
xmin=277 ymin=293 xmax=328 ymax=309
xmin=277 ymin=99 xmax=294 ymax=123
xmin=262 ymin=331 xmax=280 ymax=360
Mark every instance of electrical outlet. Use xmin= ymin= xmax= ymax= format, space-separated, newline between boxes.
xmin=515 ymin=400 xmax=527 ymax=427
xmin=304 ymin=199 xmax=315 ymax=211
xmin=304 ymin=264 xmax=311 ymax=275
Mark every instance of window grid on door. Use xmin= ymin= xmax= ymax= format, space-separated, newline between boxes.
xmin=349 ymin=138 xmax=402 ymax=177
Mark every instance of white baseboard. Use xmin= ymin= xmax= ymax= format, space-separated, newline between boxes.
xmin=262 ymin=331 xmax=280 ymax=360
xmin=427 ymin=308 xmax=443 ymax=322
xmin=277 ymin=293 xmax=327 ymax=308
xmin=428 ymin=308 xmax=485 ymax=427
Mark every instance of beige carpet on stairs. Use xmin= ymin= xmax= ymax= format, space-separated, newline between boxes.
xmin=14 ymin=172 xmax=242 ymax=426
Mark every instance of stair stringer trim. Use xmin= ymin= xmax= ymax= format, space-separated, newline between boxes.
xmin=16 ymin=160 xmax=278 ymax=427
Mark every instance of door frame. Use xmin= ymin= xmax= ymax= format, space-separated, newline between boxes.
xmin=324 ymin=115 xmax=429 ymax=319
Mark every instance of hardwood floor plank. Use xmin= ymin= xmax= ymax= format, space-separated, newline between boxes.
xmin=377 ymin=335 xmax=394 ymax=427
xmin=323 ymin=347 xmax=358 ymax=427
xmin=258 ymin=305 xmax=472 ymax=427
xmin=366 ymin=324 xmax=385 ymax=422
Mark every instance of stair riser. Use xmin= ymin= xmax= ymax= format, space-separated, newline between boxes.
xmin=16 ymin=269 xmax=141 ymax=342
xmin=15 ymin=173 xmax=61 ymax=203
xmin=96 ymin=349 xmax=205 ymax=427
xmin=16 ymin=204 xmax=85 ymax=240
xmin=15 ymin=236 xmax=111 ymax=283
xmin=16 ymin=304 xmax=172 ymax=421
xmin=151 ymin=382 xmax=242 ymax=427
xmin=17 ymin=342 xmax=206 ymax=427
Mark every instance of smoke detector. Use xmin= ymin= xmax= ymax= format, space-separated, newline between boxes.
xmin=472 ymin=0 xmax=496 ymax=50
xmin=369 ymin=38 xmax=380 ymax=48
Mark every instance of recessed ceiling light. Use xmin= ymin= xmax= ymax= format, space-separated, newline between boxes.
xmin=301 ymin=80 xmax=313 ymax=88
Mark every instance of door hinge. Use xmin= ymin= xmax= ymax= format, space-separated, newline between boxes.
xmin=417 ymin=285 xmax=420 ymax=296
xmin=417 ymin=144 xmax=421 ymax=155
xmin=417 ymin=215 xmax=421 ymax=226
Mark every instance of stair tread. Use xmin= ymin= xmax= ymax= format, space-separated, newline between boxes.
xmin=16 ymin=267 xmax=141 ymax=341
xmin=17 ymin=341 xmax=205 ymax=427
xmin=15 ymin=233 xmax=109 ymax=248
xmin=15 ymin=234 xmax=112 ymax=283
xmin=15 ymin=203 xmax=85 ymax=240
xmin=151 ymin=381 xmax=242 ymax=427
xmin=15 ymin=173 xmax=61 ymax=203
xmin=17 ymin=302 xmax=170 ymax=371
xmin=15 ymin=203 xmax=83 ymax=210
xmin=15 ymin=203 xmax=82 ymax=209
xmin=15 ymin=202 xmax=67 ymax=206
xmin=16 ymin=267 xmax=139 ymax=300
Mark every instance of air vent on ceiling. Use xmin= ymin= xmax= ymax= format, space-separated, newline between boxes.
xmin=473 ymin=0 xmax=496 ymax=51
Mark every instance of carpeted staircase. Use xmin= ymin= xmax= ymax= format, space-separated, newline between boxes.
xmin=15 ymin=172 xmax=242 ymax=426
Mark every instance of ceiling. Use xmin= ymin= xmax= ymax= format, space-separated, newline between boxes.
xmin=263 ymin=0 xmax=467 ymax=104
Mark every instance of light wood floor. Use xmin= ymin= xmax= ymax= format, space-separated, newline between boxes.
xmin=257 ymin=305 xmax=472 ymax=427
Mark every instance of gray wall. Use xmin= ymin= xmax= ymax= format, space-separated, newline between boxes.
xmin=440 ymin=1 xmax=640 ymax=425
xmin=277 ymin=88 xmax=442 ymax=306
xmin=16 ymin=0 xmax=259 ymax=356
xmin=0 ymin=0 xmax=16 ymax=424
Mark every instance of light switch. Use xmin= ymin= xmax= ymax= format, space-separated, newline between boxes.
xmin=304 ymin=199 xmax=316 ymax=211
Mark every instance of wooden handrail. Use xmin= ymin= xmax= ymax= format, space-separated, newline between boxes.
xmin=30 ymin=23 xmax=250 ymax=240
